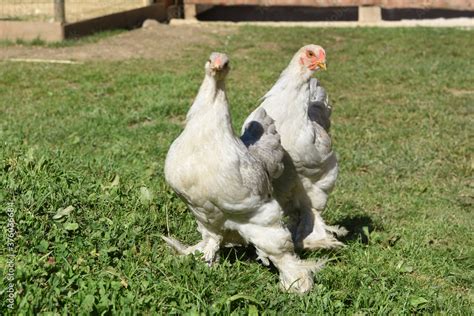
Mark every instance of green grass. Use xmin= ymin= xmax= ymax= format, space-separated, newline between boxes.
xmin=0 ymin=26 xmax=473 ymax=314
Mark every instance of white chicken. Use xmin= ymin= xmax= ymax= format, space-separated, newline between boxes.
xmin=243 ymin=45 xmax=346 ymax=250
xmin=163 ymin=52 xmax=323 ymax=293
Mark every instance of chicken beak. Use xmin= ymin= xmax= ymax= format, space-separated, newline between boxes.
xmin=212 ymin=60 xmax=229 ymax=72
xmin=211 ymin=56 xmax=222 ymax=71
xmin=309 ymin=60 xmax=327 ymax=71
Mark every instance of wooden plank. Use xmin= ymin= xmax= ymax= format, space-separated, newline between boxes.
xmin=184 ymin=0 xmax=369 ymax=6
xmin=54 ymin=0 xmax=66 ymax=23
xmin=63 ymin=3 xmax=167 ymax=39
xmin=379 ymin=0 xmax=472 ymax=10
xmin=184 ymin=4 xmax=198 ymax=19
xmin=359 ymin=5 xmax=381 ymax=22
xmin=0 ymin=3 xmax=168 ymax=42
xmin=0 ymin=21 xmax=64 ymax=42
xmin=184 ymin=0 xmax=473 ymax=10
xmin=8 ymin=58 xmax=82 ymax=65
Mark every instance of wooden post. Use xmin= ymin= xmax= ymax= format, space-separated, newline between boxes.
xmin=183 ymin=3 xmax=213 ymax=20
xmin=358 ymin=6 xmax=382 ymax=23
xmin=184 ymin=4 xmax=197 ymax=20
xmin=54 ymin=0 xmax=66 ymax=23
xmin=143 ymin=0 xmax=155 ymax=5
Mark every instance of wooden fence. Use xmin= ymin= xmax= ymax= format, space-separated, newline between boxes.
xmin=183 ymin=0 xmax=473 ymax=20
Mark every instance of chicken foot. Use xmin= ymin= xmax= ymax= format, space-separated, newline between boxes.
xmin=161 ymin=234 xmax=221 ymax=265
xmin=236 ymin=222 xmax=324 ymax=294
xmin=295 ymin=208 xmax=346 ymax=250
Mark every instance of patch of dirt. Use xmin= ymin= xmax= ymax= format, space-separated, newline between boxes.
xmin=0 ymin=23 xmax=237 ymax=61
xmin=128 ymin=117 xmax=155 ymax=129
xmin=168 ymin=115 xmax=186 ymax=127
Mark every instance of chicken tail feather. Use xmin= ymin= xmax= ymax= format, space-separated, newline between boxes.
xmin=161 ymin=235 xmax=190 ymax=255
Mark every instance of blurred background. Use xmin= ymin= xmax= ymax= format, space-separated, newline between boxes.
xmin=0 ymin=0 xmax=473 ymax=24
xmin=1 ymin=0 xmax=473 ymax=42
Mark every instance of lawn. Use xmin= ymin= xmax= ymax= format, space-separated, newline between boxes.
xmin=0 ymin=26 xmax=472 ymax=314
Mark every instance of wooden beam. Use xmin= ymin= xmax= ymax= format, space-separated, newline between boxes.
xmin=184 ymin=4 xmax=198 ymax=19
xmin=64 ymin=3 xmax=167 ymax=39
xmin=0 ymin=3 xmax=170 ymax=43
xmin=54 ymin=0 xmax=66 ymax=24
xmin=358 ymin=5 xmax=382 ymax=22
xmin=183 ymin=0 xmax=473 ymax=10
xmin=184 ymin=0 xmax=367 ymax=6
xmin=0 ymin=21 xmax=64 ymax=42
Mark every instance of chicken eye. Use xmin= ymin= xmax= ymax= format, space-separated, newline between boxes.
xmin=307 ymin=51 xmax=315 ymax=58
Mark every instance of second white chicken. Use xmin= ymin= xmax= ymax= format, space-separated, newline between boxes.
xmin=243 ymin=45 xmax=347 ymax=250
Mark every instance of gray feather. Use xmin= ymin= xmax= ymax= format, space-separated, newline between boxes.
xmin=308 ymin=78 xmax=332 ymax=132
xmin=241 ymin=108 xmax=284 ymax=179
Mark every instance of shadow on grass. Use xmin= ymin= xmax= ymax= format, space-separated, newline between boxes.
xmin=217 ymin=210 xmax=380 ymax=268
xmin=221 ymin=246 xmax=283 ymax=275
xmin=336 ymin=214 xmax=378 ymax=245
xmin=220 ymin=213 xmax=379 ymax=263
xmin=220 ymin=245 xmax=258 ymax=264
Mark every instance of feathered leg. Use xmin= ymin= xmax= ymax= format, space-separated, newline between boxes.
xmin=235 ymin=202 xmax=324 ymax=294
xmin=270 ymin=253 xmax=325 ymax=294
xmin=300 ymin=210 xmax=345 ymax=250
xmin=325 ymin=224 xmax=349 ymax=237
xmin=196 ymin=221 xmax=222 ymax=264
xmin=296 ymin=157 xmax=346 ymax=250
xmin=162 ymin=222 xmax=222 ymax=265
xmin=161 ymin=236 xmax=206 ymax=255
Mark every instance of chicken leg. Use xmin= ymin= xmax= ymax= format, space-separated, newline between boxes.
xmin=236 ymin=221 xmax=324 ymax=293
xmin=162 ymin=222 xmax=222 ymax=265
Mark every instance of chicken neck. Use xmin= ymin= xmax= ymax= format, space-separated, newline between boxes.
xmin=264 ymin=65 xmax=312 ymax=126
xmin=185 ymin=73 xmax=235 ymax=139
